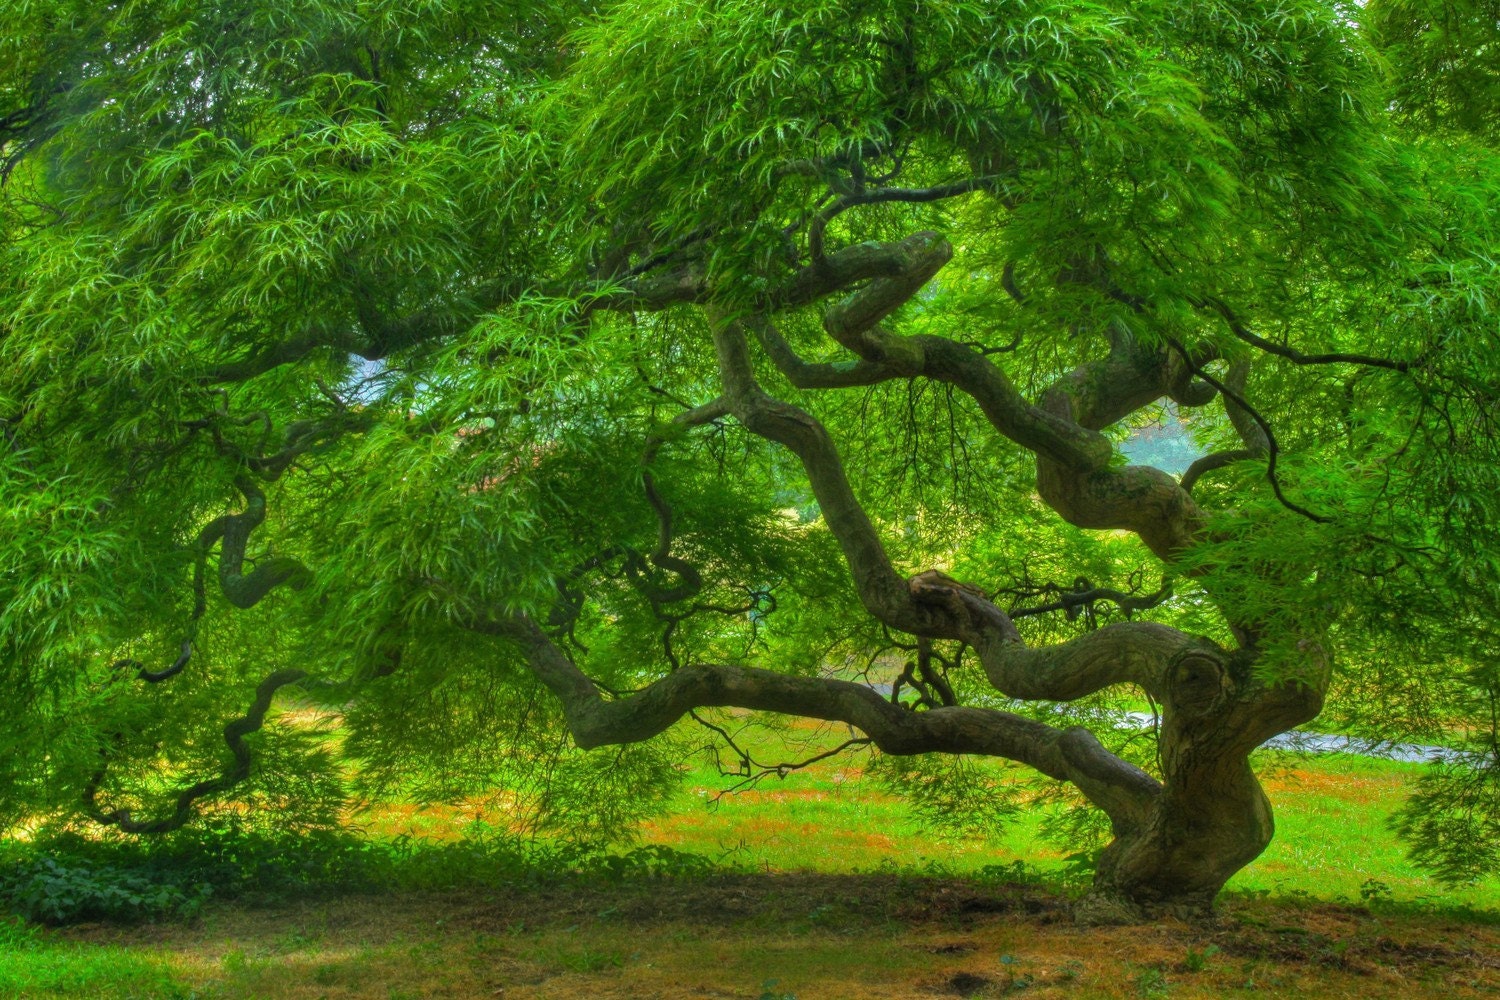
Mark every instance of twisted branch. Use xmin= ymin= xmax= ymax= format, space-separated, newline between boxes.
xmin=84 ymin=669 xmax=308 ymax=834
xmin=485 ymin=613 xmax=1163 ymax=834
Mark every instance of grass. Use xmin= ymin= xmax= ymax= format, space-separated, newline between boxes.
xmin=640 ymin=714 xmax=1500 ymax=910
xmin=8 ymin=877 xmax=1500 ymax=999
xmin=0 ymin=919 xmax=191 ymax=999
xmin=1232 ymin=751 xmax=1491 ymax=906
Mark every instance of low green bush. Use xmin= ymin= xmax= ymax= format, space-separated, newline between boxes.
xmin=0 ymin=820 xmax=720 ymax=926
xmin=0 ymin=858 xmax=210 ymax=925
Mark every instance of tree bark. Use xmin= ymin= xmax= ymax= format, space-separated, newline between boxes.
xmin=1078 ymin=645 xmax=1327 ymax=922
xmin=489 ymin=602 xmax=1325 ymax=921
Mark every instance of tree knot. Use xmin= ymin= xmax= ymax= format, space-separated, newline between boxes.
xmin=1167 ymin=645 xmax=1232 ymax=717
xmin=907 ymin=570 xmax=1017 ymax=642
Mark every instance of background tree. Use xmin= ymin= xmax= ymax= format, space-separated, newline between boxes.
xmin=1 ymin=0 xmax=1496 ymax=920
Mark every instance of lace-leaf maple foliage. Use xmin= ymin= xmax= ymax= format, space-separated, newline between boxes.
xmin=1 ymin=0 xmax=1497 ymax=918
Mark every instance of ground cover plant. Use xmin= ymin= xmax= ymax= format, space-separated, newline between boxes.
xmin=2 ymin=0 xmax=1499 ymax=927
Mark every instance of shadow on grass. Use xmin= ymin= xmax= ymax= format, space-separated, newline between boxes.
xmin=15 ymin=873 xmax=1500 ymax=1000
xmin=5 ymin=822 xmax=1500 ymax=999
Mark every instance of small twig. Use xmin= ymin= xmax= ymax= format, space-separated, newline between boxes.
xmin=1000 ymin=574 xmax=1171 ymax=624
xmin=1199 ymin=296 xmax=1419 ymax=372
xmin=689 ymin=710 xmax=755 ymax=777
xmin=710 ymin=737 xmax=874 ymax=799
xmin=1166 ymin=338 xmax=1332 ymax=524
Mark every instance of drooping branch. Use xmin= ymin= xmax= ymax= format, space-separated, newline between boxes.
xmin=1166 ymin=342 xmax=1331 ymax=524
xmin=197 ymin=476 xmax=311 ymax=610
xmin=84 ymin=668 xmax=308 ymax=834
xmin=1179 ymin=448 xmax=1258 ymax=493
xmin=198 ymin=275 xmax=519 ymax=385
xmin=0 ymin=94 xmax=65 ymax=182
xmin=244 ymin=411 xmax=376 ymax=481
xmin=548 ymin=399 xmax=732 ymax=663
xmin=198 ymin=329 xmax=358 ymax=385
xmin=108 ymin=532 xmax=214 ymax=684
xmin=710 ymin=736 xmax=874 ymax=797
xmin=611 ymin=227 xmax=715 ymax=282
xmin=1200 ymin=295 xmax=1419 ymax=372
xmin=808 ymin=176 xmax=993 ymax=260
xmin=105 ymin=409 xmax=352 ymax=687
xmin=917 ymin=637 xmax=958 ymax=705
xmin=201 ymin=399 xmax=375 ymax=483
xmin=632 ymin=397 xmax=729 ymax=607
xmin=112 ymin=641 xmax=194 ymax=684
xmin=688 ymin=709 xmax=874 ymax=797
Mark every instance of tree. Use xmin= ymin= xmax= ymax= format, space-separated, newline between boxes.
xmin=1 ymin=0 xmax=1497 ymax=921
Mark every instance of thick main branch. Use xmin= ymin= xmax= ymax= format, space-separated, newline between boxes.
xmin=487 ymin=615 xmax=1161 ymax=832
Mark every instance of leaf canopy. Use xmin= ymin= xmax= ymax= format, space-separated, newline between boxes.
xmin=1 ymin=0 xmax=1497 ymax=887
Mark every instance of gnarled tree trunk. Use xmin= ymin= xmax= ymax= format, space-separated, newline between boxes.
xmin=1081 ymin=650 xmax=1326 ymax=921
xmin=493 ymin=233 xmax=1335 ymax=922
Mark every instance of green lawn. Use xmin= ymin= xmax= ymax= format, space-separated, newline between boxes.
xmin=639 ymin=716 xmax=1499 ymax=911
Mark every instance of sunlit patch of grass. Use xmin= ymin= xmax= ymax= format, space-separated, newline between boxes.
xmin=649 ymin=713 xmax=1061 ymax=877
xmin=647 ymin=720 xmax=1500 ymax=911
xmin=1229 ymin=751 xmax=1499 ymax=910
xmin=8 ymin=716 xmax=1500 ymax=999
xmin=348 ymin=800 xmax=481 ymax=841
xmin=0 ymin=931 xmax=194 ymax=999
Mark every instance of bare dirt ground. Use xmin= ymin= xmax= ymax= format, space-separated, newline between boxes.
xmin=58 ymin=874 xmax=1500 ymax=999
